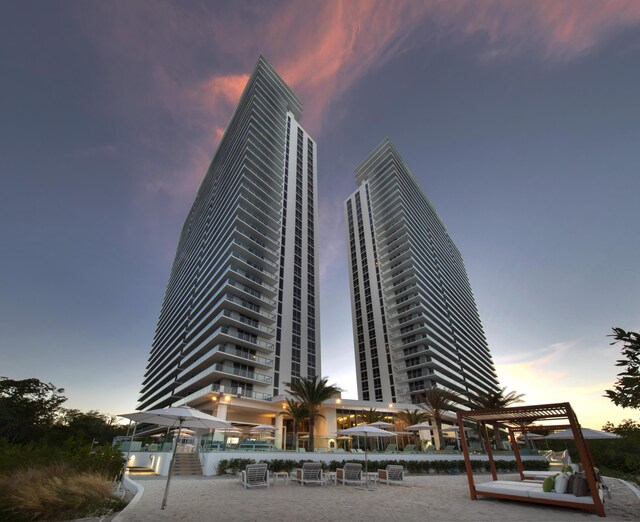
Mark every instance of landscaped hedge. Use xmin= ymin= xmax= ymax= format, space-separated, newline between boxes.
xmin=215 ymin=456 xmax=549 ymax=475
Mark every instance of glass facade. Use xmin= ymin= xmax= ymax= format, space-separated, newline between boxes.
xmin=139 ymin=57 xmax=320 ymax=410
xmin=345 ymin=138 xmax=500 ymax=405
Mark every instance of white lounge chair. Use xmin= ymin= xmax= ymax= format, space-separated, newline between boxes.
xmin=240 ymin=463 xmax=269 ymax=488
xmin=295 ymin=462 xmax=327 ymax=486
xmin=336 ymin=463 xmax=365 ymax=486
xmin=378 ymin=464 xmax=404 ymax=485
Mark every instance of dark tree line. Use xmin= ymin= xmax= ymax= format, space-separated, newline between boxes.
xmin=0 ymin=376 xmax=126 ymax=445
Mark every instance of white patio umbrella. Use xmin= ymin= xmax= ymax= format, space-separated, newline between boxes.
xmin=406 ymin=422 xmax=435 ymax=431
xmin=250 ymin=423 xmax=276 ymax=432
xmin=368 ymin=421 xmax=395 ymax=428
xmin=367 ymin=421 xmax=397 ymax=449
xmin=545 ymin=428 xmax=622 ymax=440
xmin=250 ymin=424 xmax=276 ymax=441
xmin=338 ymin=425 xmax=397 ymax=487
xmin=119 ymin=407 xmax=231 ymax=509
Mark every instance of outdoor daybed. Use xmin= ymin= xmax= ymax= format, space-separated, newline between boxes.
xmin=457 ymin=403 xmax=606 ymax=517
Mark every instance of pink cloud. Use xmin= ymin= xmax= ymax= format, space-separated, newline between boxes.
xmin=73 ymin=0 xmax=640 ymax=236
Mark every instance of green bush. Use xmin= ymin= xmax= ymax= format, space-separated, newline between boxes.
xmin=0 ymin=439 xmax=124 ymax=477
xmin=216 ymin=458 xmax=256 ymax=475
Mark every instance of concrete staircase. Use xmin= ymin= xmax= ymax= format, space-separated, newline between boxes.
xmin=127 ymin=466 xmax=157 ymax=476
xmin=172 ymin=452 xmax=203 ymax=476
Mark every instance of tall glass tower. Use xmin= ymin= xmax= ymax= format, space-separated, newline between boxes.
xmin=139 ymin=57 xmax=320 ymax=410
xmin=345 ymin=138 xmax=499 ymax=405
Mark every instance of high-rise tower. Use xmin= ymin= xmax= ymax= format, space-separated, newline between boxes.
xmin=345 ymin=138 xmax=499 ymax=405
xmin=139 ymin=57 xmax=320 ymax=410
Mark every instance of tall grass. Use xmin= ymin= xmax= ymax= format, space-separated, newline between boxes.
xmin=0 ymin=464 xmax=126 ymax=521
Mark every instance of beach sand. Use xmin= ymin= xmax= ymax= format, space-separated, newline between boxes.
xmin=114 ymin=473 xmax=639 ymax=522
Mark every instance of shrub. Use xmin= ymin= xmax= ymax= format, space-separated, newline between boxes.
xmin=0 ymin=464 xmax=126 ymax=521
xmin=216 ymin=458 xmax=256 ymax=475
xmin=0 ymin=439 xmax=124 ymax=478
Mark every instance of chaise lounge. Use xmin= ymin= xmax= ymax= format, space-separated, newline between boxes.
xmin=336 ymin=463 xmax=365 ymax=486
xmin=377 ymin=464 xmax=404 ymax=485
xmin=295 ymin=462 xmax=327 ymax=486
xmin=240 ymin=463 xmax=269 ymax=489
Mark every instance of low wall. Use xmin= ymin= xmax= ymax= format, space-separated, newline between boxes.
xmin=127 ymin=450 xmax=545 ymax=477
xmin=126 ymin=451 xmax=172 ymax=476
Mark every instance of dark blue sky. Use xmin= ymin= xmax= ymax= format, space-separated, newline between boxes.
xmin=1 ymin=1 xmax=638 ymax=426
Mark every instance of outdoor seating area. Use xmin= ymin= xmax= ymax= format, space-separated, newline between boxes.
xmin=457 ymin=402 xmax=607 ymax=517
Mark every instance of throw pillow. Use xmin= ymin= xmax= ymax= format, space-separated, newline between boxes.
xmin=555 ymin=472 xmax=569 ymax=494
xmin=573 ymin=474 xmax=590 ymax=497
xmin=543 ymin=475 xmax=556 ymax=492
xmin=566 ymin=473 xmax=576 ymax=494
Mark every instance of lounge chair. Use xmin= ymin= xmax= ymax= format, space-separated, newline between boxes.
xmin=336 ymin=463 xmax=365 ymax=486
xmin=240 ymin=463 xmax=269 ymax=488
xmin=403 ymin=444 xmax=415 ymax=453
xmin=384 ymin=443 xmax=398 ymax=453
xmin=378 ymin=464 xmax=404 ymax=485
xmin=295 ymin=462 xmax=327 ymax=486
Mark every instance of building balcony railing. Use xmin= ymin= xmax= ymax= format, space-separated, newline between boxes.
xmin=219 ymin=326 xmax=274 ymax=353
xmin=174 ymin=383 xmax=272 ymax=406
xmin=222 ymin=309 xmax=275 ymax=335
xmin=179 ymin=344 xmax=273 ymax=377
xmin=227 ymin=279 xmax=276 ymax=307
xmin=175 ymin=363 xmax=273 ymax=395
xmin=233 ymin=239 xmax=278 ymax=269
xmin=223 ymin=294 xmax=275 ymax=321
xmin=229 ymin=265 xmax=277 ymax=296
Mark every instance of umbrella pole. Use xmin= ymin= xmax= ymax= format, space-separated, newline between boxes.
xmin=364 ymin=447 xmax=369 ymax=488
xmin=161 ymin=419 xmax=183 ymax=510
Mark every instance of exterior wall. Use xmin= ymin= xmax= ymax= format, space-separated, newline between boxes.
xmin=130 ymin=451 xmax=533 ymax=476
xmin=139 ymin=56 xmax=319 ymax=410
xmin=346 ymin=138 xmax=500 ymax=405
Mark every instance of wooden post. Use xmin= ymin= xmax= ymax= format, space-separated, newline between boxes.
xmin=509 ymin=427 xmax=525 ymax=481
xmin=566 ymin=404 xmax=605 ymax=517
xmin=482 ymin=422 xmax=498 ymax=480
xmin=458 ymin=411 xmax=476 ymax=500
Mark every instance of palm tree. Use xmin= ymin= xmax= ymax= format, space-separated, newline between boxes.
xmin=284 ymin=398 xmax=308 ymax=451
xmin=395 ymin=408 xmax=431 ymax=428
xmin=396 ymin=408 xmax=432 ymax=449
xmin=285 ymin=376 xmax=341 ymax=452
xmin=419 ymin=387 xmax=462 ymax=449
xmin=359 ymin=408 xmax=384 ymax=425
xmin=473 ymin=387 xmax=525 ymax=448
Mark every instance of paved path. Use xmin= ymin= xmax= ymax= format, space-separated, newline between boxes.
xmin=112 ymin=473 xmax=640 ymax=521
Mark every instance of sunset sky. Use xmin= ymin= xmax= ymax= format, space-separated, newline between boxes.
xmin=1 ymin=1 xmax=639 ymax=428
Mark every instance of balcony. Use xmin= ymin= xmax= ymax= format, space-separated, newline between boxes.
xmin=222 ymin=293 xmax=275 ymax=322
xmin=175 ymin=363 xmax=273 ymax=395
xmin=175 ymin=383 xmax=272 ymax=406
xmin=179 ymin=344 xmax=273 ymax=376
xmin=218 ymin=326 xmax=274 ymax=353
xmin=222 ymin=309 xmax=275 ymax=336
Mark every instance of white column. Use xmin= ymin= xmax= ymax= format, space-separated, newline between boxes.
xmin=213 ymin=403 xmax=228 ymax=442
xmin=275 ymin=413 xmax=284 ymax=449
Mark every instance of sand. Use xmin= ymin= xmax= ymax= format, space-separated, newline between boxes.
xmin=115 ymin=473 xmax=639 ymax=522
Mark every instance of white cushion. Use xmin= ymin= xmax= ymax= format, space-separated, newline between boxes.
xmin=529 ymin=489 xmax=601 ymax=504
xmin=554 ymin=472 xmax=570 ymax=494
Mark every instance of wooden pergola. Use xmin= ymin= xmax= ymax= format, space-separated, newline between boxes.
xmin=457 ymin=402 xmax=605 ymax=517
